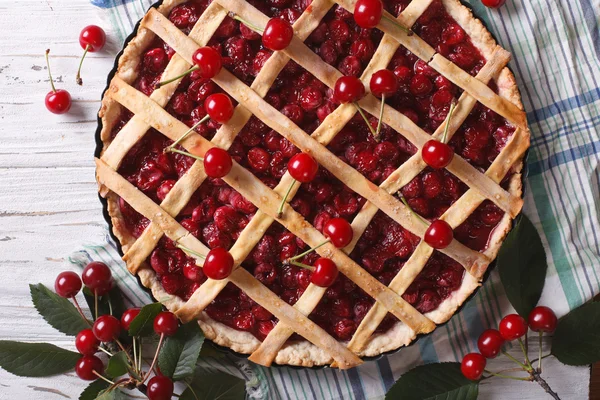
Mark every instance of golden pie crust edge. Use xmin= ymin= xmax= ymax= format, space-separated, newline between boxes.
xmin=97 ymin=0 xmax=528 ymax=367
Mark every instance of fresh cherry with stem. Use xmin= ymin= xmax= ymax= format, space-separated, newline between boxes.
xmin=75 ymin=329 xmax=100 ymax=355
xmin=400 ymin=197 xmax=454 ymax=249
xmin=76 ymin=25 xmax=106 ymax=85
xmin=82 ymin=261 xmax=113 ymax=296
xmin=422 ymin=100 xmax=457 ymax=169
xmin=177 ymin=245 xmax=235 ymax=280
xmin=354 ymin=0 xmax=413 ymax=35
xmin=370 ymin=69 xmax=398 ymax=138
xmin=529 ymin=306 xmax=558 ymax=372
xmin=286 ymin=218 xmax=353 ymax=266
xmin=277 ymin=153 xmax=319 ymax=217
xmin=55 ymin=271 xmax=82 ymax=298
xmin=44 ymin=49 xmax=72 ymax=114
xmin=120 ymin=308 xmax=141 ymax=331
xmin=232 ymin=15 xmax=294 ymax=51
xmin=75 ymin=355 xmax=105 ymax=381
xmin=286 ymin=256 xmax=339 ymax=288
xmin=477 ymin=329 xmax=505 ymax=358
xmin=499 ymin=314 xmax=528 ymax=341
xmin=155 ymin=46 xmax=222 ymax=88
xmin=154 ymin=311 xmax=179 ymax=337
xmin=147 ymin=375 xmax=174 ymax=400
xmin=334 ymin=76 xmax=378 ymax=139
xmin=93 ymin=315 xmax=121 ymax=342
xmin=461 ymin=352 xmax=486 ymax=380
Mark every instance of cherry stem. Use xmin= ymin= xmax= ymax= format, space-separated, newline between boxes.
xmin=167 ymin=116 xmax=208 ymax=151
xmin=76 ymin=44 xmax=89 ymax=86
xmin=483 ymin=369 xmax=531 ymax=381
xmin=381 ymin=14 xmax=413 ymax=36
xmin=400 ymin=196 xmax=428 ymax=225
xmin=501 ymin=350 xmax=529 ymax=370
xmin=277 ymin=179 xmax=297 ymax=218
xmin=168 ymin=148 xmax=204 ymax=162
xmin=353 ymin=103 xmax=378 ymax=139
xmin=531 ymin=369 xmax=562 ymax=400
xmin=518 ymin=337 xmax=533 ymax=370
xmin=375 ymin=94 xmax=385 ymax=139
xmin=98 ymin=346 xmax=113 ymax=357
xmin=138 ymin=340 xmax=143 ymax=372
xmin=44 ymin=49 xmax=57 ymax=93
xmin=231 ymin=14 xmax=264 ymax=34
xmin=133 ymin=337 xmax=138 ymax=374
xmin=288 ymin=260 xmax=315 ymax=271
xmin=71 ymin=297 xmax=92 ymax=327
xmin=93 ymin=371 xmax=116 ymax=385
xmin=143 ymin=334 xmax=164 ymax=384
xmin=538 ymin=331 xmax=543 ymax=371
xmin=176 ymin=243 xmax=206 ymax=260
xmin=156 ymin=65 xmax=199 ymax=89
xmin=530 ymin=353 xmax=552 ymax=365
xmin=441 ymin=100 xmax=457 ymax=144
xmin=287 ymin=240 xmax=330 ymax=263
xmin=94 ymin=291 xmax=99 ymax=320
xmin=115 ymin=338 xmax=136 ymax=369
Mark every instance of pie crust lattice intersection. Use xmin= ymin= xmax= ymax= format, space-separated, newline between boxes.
xmin=97 ymin=0 xmax=530 ymax=368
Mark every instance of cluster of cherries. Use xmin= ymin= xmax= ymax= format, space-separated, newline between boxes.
xmin=45 ymin=25 xmax=107 ymax=114
xmin=461 ymin=306 xmax=558 ymax=381
xmin=54 ymin=262 xmax=180 ymax=400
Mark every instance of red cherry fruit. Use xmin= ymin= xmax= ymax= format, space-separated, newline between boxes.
xmin=76 ymin=25 xmax=106 ymax=85
xmin=204 ymin=93 xmax=234 ymax=123
xmin=334 ymin=76 xmax=366 ymax=104
xmin=76 ymin=355 xmax=104 ymax=380
xmin=44 ymin=49 xmax=71 ymax=114
xmin=82 ymin=261 xmax=113 ymax=295
xmin=154 ymin=311 xmax=179 ymax=336
xmin=354 ymin=0 xmax=383 ymax=29
xmin=461 ymin=353 xmax=486 ymax=380
xmin=288 ymin=153 xmax=319 ymax=183
xmin=528 ymin=306 xmax=558 ymax=333
xmin=311 ymin=258 xmax=339 ymax=287
xmin=370 ymin=69 xmax=398 ymax=98
xmin=203 ymin=248 xmax=234 ymax=280
xmin=147 ymin=375 xmax=175 ymax=400
xmin=120 ymin=308 xmax=141 ymax=331
xmin=499 ymin=314 xmax=528 ymax=341
xmin=323 ymin=218 xmax=354 ymax=248
xmin=54 ymin=271 xmax=82 ymax=298
xmin=262 ymin=18 xmax=294 ymax=51
xmin=422 ymin=140 xmax=454 ymax=169
xmin=75 ymin=329 xmax=100 ymax=355
xmin=482 ymin=0 xmax=506 ymax=8
xmin=93 ymin=315 xmax=121 ymax=342
xmin=203 ymin=147 xmax=233 ymax=178
xmin=192 ymin=46 xmax=222 ymax=80
xmin=424 ymin=220 xmax=453 ymax=249
xmin=477 ymin=329 xmax=504 ymax=358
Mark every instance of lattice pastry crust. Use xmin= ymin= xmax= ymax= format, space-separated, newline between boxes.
xmin=97 ymin=0 xmax=529 ymax=367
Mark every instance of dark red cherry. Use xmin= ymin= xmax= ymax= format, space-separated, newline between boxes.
xmin=203 ymin=147 xmax=233 ymax=178
xmin=75 ymin=329 xmax=99 ymax=355
xmin=334 ymin=76 xmax=365 ymax=104
xmin=263 ymin=18 xmax=294 ymax=51
xmin=482 ymin=0 xmax=506 ymax=8
xmin=82 ymin=262 xmax=113 ymax=295
xmin=311 ymin=258 xmax=339 ymax=287
xmin=323 ymin=218 xmax=354 ymax=248
xmin=153 ymin=311 xmax=179 ymax=336
xmin=147 ymin=375 xmax=174 ymax=400
xmin=461 ymin=353 xmax=486 ymax=381
xmin=424 ymin=220 xmax=453 ymax=249
xmin=204 ymin=93 xmax=234 ymax=123
xmin=75 ymin=355 xmax=104 ymax=381
xmin=477 ymin=329 xmax=504 ymax=358
xmin=288 ymin=153 xmax=318 ymax=183
xmin=93 ymin=315 xmax=121 ymax=342
xmin=203 ymin=248 xmax=234 ymax=280
xmin=79 ymin=25 xmax=106 ymax=52
xmin=54 ymin=271 xmax=82 ymax=298
xmin=44 ymin=49 xmax=71 ymax=114
xmin=120 ymin=308 xmax=141 ymax=331
xmin=192 ymin=46 xmax=222 ymax=79
xmin=499 ymin=314 xmax=528 ymax=341
xmin=354 ymin=0 xmax=383 ymax=29
xmin=528 ymin=306 xmax=558 ymax=333
xmin=422 ymin=140 xmax=454 ymax=169
xmin=370 ymin=69 xmax=398 ymax=98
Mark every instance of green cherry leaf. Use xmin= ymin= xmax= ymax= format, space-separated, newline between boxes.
xmin=180 ymin=372 xmax=246 ymax=400
xmin=0 ymin=341 xmax=80 ymax=377
xmin=551 ymin=302 xmax=600 ymax=365
xmin=158 ymin=321 xmax=205 ymax=381
xmin=385 ymin=362 xmax=478 ymax=400
xmin=83 ymin=285 xmax=126 ymax=320
xmin=96 ymin=388 xmax=129 ymax=400
xmin=79 ymin=380 xmax=110 ymax=400
xmin=29 ymin=283 xmax=91 ymax=336
xmin=128 ymin=302 xmax=163 ymax=337
xmin=105 ymin=351 xmax=130 ymax=378
xmin=498 ymin=214 xmax=548 ymax=318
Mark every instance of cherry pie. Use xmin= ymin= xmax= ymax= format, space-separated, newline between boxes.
xmin=96 ymin=0 xmax=529 ymax=368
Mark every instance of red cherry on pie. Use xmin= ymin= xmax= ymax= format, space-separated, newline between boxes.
xmin=54 ymin=271 xmax=82 ymax=298
xmin=422 ymin=140 xmax=454 ymax=169
xmin=75 ymin=355 xmax=104 ymax=381
xmin=44 ymin=49 xmax=71 ymax=114
xmin=354 ymin=0 xmax=383 ymax=29
xmin=477 ymin=328 xmax=504 ymax=358
xmin=76 ymin=25 xmax=106 ymax=85
xmin=370 ymin=69 xmax=399 ymax=98
xmin=288 ymin=153 xmax=319 ymax=183
xmin=528 ymin=306 xmax=557 ymax=333
xmin=424 ymin=219 xmax=453 ymax=249
xmin=323 ymin=218 xmax=354 ymax=248
xmin=311 ymin=258 xmax=339 ymax=287
xmin=263 ymin=18 xmax=294 ymax=51
xmin=482 ymin=0 xmax=506 ymax=8
xmin=154 ymin=311 xmax=179 ymax=336
xmin=334 ymin=76 xmax=366 ymax=104
xmin=75 ymin=329 xmax=99 ymax=355
xmin=204 ymin=93 xmax=234 ymax=124
xmin=499 ymin=314 xmax=528 ymax=340
xmin=461 ymin=353 xmax=486 ymax=380
xmin=203 ymin=247 xmax=234 ymax=280
xmin=203 ymin=147 xmax=232 ymax=178
xmin=192 ymin=46 xmax=222 ymax=80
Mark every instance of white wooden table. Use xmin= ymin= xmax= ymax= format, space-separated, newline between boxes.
xmin=0 ymin=1 xmax=591 ymax=399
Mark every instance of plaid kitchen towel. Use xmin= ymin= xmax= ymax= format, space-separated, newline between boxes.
xmin=86 ymin=0 xmax=600 ymax=399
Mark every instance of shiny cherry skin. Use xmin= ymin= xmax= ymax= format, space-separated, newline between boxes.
xmin=204 ymin=93 xmax=234 ymax=123
xmin=203 ymin=248 xmax=234 ymax=280
xmin=79 ymin=25 xmax=106 ymax=52
xmin=477 ymin=329 xmax=505 ymax=358
xmin=482 ymin=0 xmax=506 ymax=8
xmin=354 ymin=0 xmax=383 ymax=29
xmin=82 ymin=261 xmax=113 ymax=296
xmin=528 ymin=306 xmax=558 ymax=333
xmin=424 ymin=220 xmax=453 ymax=249
xmin=311 ymin=258 xmax=339 ymax=287
xmin=422 ymin=140 xmax=454 ymax=169
xmin=45 ymin=90 xmax=72 ymax=114
xmin=323 ymin=218 xmax=354 ymax=248
xmin=147 ymin=375 xmax=175 ymax=400
xmin=370 ymin=69 xmax=398 ymax=98
xmin=461 ymin=353 xmax=486 ymax=381
xmin=92 ymin=315 xmax=121 ymax=342
xmin=54 ymin=271 xmax=82 ymax=298
xmin=192 ymin=46 xmax=222 ymax=80
xmin=75 ymin=329 xmax=100 ymax=355
xmin=499 ymin=314 xmax=528 ymax=341
xmin=262 ymin=18 xmax=294 ymax=51
xmin=120 ymin=308 xmax=141 ymax=331
xmin=288 ymin=153 xmax=319 ymax=183
xmin=154 ymin=311 xmax=179 ymax=337
xmin=203 ymin=147 xmax=233 ymax=178
xmin=334 ymin=76 xmax=366 ymax=104
xmin=75 ymin=355 xmax=104 ymax=380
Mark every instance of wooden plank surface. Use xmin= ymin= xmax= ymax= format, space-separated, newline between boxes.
xmin=0 ymin=0 xmax=593 ymax=399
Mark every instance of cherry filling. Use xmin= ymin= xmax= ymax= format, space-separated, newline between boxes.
xmin=108 ymin=0 xmax=518 ymax=342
